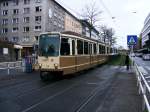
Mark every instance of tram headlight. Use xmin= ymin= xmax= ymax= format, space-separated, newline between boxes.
xmin=39 ymin=64 xmax=42 ymax=69
xmin=54 ymin=63 xmax=58 ymax=69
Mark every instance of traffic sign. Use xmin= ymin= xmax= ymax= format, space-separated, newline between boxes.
xmin=127 ymin=35 xmax=137 ymax=45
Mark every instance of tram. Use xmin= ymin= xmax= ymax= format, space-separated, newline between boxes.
xmin=38 ymin=31 xmax=108 ymax=81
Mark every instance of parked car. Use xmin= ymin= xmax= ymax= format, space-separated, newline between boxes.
xmin=142 ymin=54 xmax=150 ymax=61
xmin=135 ymin=53 xmax=143 ymax=57
xmin=131 ymin=53 xmax=135 ymax=57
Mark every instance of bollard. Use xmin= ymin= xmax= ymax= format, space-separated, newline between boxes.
xmin=7 ymin=63 xmax=10 ymax=75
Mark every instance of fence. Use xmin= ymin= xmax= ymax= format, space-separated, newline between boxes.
xmin=0 ymin=61 xmax=23 ymax=75
xmin=133 ymin=61 xmax=150 ymax=112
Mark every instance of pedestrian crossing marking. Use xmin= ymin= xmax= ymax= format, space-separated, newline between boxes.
xmin=129 ymin=37 xmax=135 ymax=44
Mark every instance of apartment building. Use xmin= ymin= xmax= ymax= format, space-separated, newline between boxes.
xmin=80 ymin=20 xmax=100 ymax=40
xmin=0 ymin=0 xmax=66 ymax=56
xmin=65 ymin=13 xmax=82 ymax=34
xmin=142 ymin=13 xmax=150 ymax=48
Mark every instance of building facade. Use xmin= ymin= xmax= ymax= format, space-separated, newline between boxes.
xmin=65 ymin=13 xmax=82 ymax=34
xmin=0 ymin=0 xmax=77 ymax=56
xmin=142 ymin=13 xmax=150 ymax=48
xmin=80 ymin=20 xmax=100 ymax=40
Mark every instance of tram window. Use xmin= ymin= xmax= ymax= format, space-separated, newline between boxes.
xmin=93 ymin=44 xmax=97 ymax=54
xmin=89 ymin=43 xmax=92 ymax=55
xmin=77 ymin=40 xmax=83 ymax=55
xmin=103 ymin=46 xmax=106 ymax=54
xmin=99 ymin=45 xmax=102 ymax=54
xmin=72 ymin=40 xmax=75 ymax=55
xmin=102 ymin=46 xmax=105 ymax=54
xmin=61 ymin=38 xmax=70 ymax=55
xmin=84 ymin=41 xmax=88 ymax=55
xmin=107 ymin=47 xmax=109 ymax=54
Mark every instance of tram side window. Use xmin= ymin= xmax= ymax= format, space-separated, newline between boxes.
xmin=103 ymin=46 xmax=105 ymax=54
xmin=72 ymin=40 xmax=75 ymax=55
xmin=77 ymin=40 xmax=83 ymax=55
xmin=99 ymin=45 xmax=102 ymax=54
xmin=89 ymin=43 xmax=92 ymax=55
xmin=84 ymin=41 xmax=88 ymax=55
xmin=61 ymin=38 xmax=70 ymax=55
xmin=93 ymin=44 xmax=97 ymax=54
xmin=101 ymin=46 xmax=104 ymax=54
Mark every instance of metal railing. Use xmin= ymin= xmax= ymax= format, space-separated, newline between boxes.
xmin=0 ymin=61 xmax=23 ymax=75
xmin=133 ymin=61 xmax=150 ymax=112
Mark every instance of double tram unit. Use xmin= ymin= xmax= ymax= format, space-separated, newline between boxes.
xmin=38 ymin=31 xmax=108 ymax=80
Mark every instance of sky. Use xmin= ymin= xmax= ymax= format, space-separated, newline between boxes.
xmin=56 ymin=0 xmax=150 ymax=48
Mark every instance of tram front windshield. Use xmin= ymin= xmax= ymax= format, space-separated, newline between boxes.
xmin=39 ymin=34 xmax=60 ymax=57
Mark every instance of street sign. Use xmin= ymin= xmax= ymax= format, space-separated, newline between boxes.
xmin=127 ymin=35 xmax=137 ymax=45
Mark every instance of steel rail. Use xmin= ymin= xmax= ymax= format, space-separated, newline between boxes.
xmin=134 ymin=61 xmax=150 ymax=112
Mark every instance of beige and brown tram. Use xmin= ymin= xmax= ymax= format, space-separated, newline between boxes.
xmin=38 ymin=31 xmax=108 ymax=80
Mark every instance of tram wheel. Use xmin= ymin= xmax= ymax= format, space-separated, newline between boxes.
xmin=40 ymin=72 xmax=49 ymax=81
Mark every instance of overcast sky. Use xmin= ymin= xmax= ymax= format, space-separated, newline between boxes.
xmin=56 ymin=0 xmax=150 ymax=48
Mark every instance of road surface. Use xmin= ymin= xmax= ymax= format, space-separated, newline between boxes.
xmin=0 ymin=66 xmax=141 ymax=112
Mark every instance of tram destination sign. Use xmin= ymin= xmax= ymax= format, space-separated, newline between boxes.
xmin=127 ymin=35 xmax=137 ymax=45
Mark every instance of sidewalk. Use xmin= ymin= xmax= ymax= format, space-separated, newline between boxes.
xmin=96 ymin=66 xmax=142 ymax=112
xmin=0 ymin=69 xmax=38 ymax=81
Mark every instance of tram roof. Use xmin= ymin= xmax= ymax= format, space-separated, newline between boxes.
xmin=61 ymin=31 xmax=105 ymax=45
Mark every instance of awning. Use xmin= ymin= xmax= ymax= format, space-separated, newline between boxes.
xmin=14 ymin=45 xmax=23 ymax=49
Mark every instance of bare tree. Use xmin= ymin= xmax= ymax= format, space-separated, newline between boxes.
xmin=107 ymin=28 xmax=116 ymax=46
xmin=82 ymin=1 xmax=102 ymax=37
xmin=100 ymin=25 xmax=116 ymax=53
xmin=100 ymin=25 xmax=116 ymax=46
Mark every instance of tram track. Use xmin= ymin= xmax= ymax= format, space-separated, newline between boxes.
xmin=22 ymin=83 xmax=78 ymax=112
xmin=75 ymin=72 xmax=118 ymax=112
xmin=0 ymin=66 xmax=121 ymax=112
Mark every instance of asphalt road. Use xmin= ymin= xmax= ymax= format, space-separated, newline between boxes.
xmin=0 ymin=66 xmax=141 ymax=112
xmin=133 ymin=56 xmax=150 ymax=74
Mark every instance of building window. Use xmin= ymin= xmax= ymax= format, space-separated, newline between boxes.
xmin=12 ymin=37 xmax=19 ymax=42
xmin=24 ymin=8 xmax=30 ymax=14
xmin=2 ymin=19 xmax=8 ymax=25
xmin=24 ymin=0 xmax=30 ymax=4
xmin=35 ymin=36 xmax=39 ymax=41
xmin=54 ymin=21 xmax=57 ymax=26
xmin=35 ymin=6 xmax=42 ymax=12
xmin=2 ymin=28 xmax=8 ymax=34
xmin=35 ymin=16 xmax=41 ymax=22
xmin=34 ymin=26 xmax=41 ymax=31
xmin=12 ymin=18 xmax=19 ymax=24
xmin=35 ymin=0 xmax=41 ymax=3
xmin=12 ymin=27 xmax=19 ymax=32
xmin=13 ymin=9 xmax=19 ymax=15
xmin=23 ymin=36 xmax=30 ymax=42
xmin=13 ymin=0 xmax=19 ymax=5
xmin=23 ymin=27 xmax=30 ymax=32
xmin=3 ymin=2 xmax=8 ymax=6
xmin=2 ymin=10 xmax=8 ymax=16
xmin=23 ymin=17 xmax=30 ymax=23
